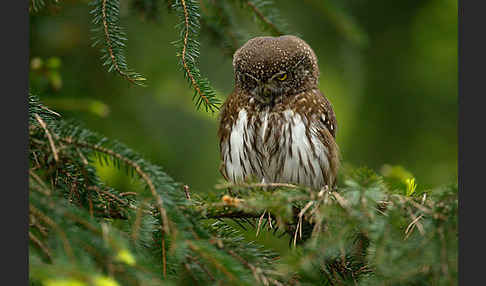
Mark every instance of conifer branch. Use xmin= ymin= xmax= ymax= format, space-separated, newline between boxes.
xmin=172 ymin=0 xmax=221 ymax=111
xmin=199 ymin=1 xmax=243 ymax=57
xmin=28 ymin=95 xmax=457 ymax=284
xmin=29 ymin=231 xmax=53 ymax=262
xmin=226 ymin=249 xmax=277 ymax=286
xmin=91 ymin=0 xmax=146 ymax=86
xmin=60 ymin=137 xmax=170 ymax=235
xmin=186 ymin=241 xmax=238 ymax=282
xmin=180 ymin=0 xmax=208 ymax=106
xmin=233 ymin=0 xmax=289 ymax=36
xmin=201 ymin=208 xmax=261 ymax=219
xmin=29 ymin=169 xmax=52 ymax=196
xmin=30 ymin=204 xmax=74 ymax=259
xmin=29 ymin=212 xmax=49 ymax=237
xmin=130 ymin=199 xmax=151 ymax=242
xmin=244 ymin=1 xmax=284 ymax=36
xmin=187 ymin=255 xmax=216 ymax=281
xmin=87 ymin=186 xmax=130 ymax=208
xmin=34 ymin=114 xmax=59 ymax=162
xmin=100 ymin=0 xmax=134 ymax=84
xmin=215 ymin=182 xmax=302 ymax=190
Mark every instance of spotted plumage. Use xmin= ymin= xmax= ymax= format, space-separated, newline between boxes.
xmin=218 ymin=35 xmax=339 ymax=190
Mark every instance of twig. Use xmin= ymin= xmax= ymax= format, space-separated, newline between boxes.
xmin=31 ymin=150 xmax=41 ymax=169
xmin=131 ymin=199 xmax=148 ymax=242
xmin=394 ymin=195 xmax=434 ymax=215
xmin=34 ymin=114 xmax=59 ymax=162
xmin=29 ymin=169 xmax=51 ymax=196
xmin=268 ymin=211 xmax=273 ymax=229
xmin=30 ymin=204 xmax=74 ymax=259
xmin=183 ymin=263 xmax=199 ymax=285
xmin=29 ymin=231 xmax=52 ymax=262
xmin=215 ymin=182 xmax=301 ymax=190
xmin=88 ymin=196 xmax=94 ymax=217
xmin=245 ymin=1 xmax=283 ymax=36
xmin=421 ymin=193 xmax=427 ymax=204
xmin=404 ymin=214 xmax=424 ymax=240
xmin=162 ymin=238 xmax=167 ymax=278
xmin=199 ymin=204 xmax=261 ymax=219
xmin=183 ymin=185 xmax=191 ymax=200
xmin=76 ymin=148 xmax=89 ymax=165
xmin=29 ymin=214 xmax=49 ymax=237
xmin=180 ymin=0 xmax=211 ymax=107
xmin=61 ymin=138 xmax=170 ymax=235
xmin=187 ymin=255 xmax=215 ymax=281
xmin=87 ymin=186 xmax=129 ymax=206
xmin=332 ymin=192 xmax=350 ymax=210
xmin=227 ymin=249 xmax=270 ymax=285
xmin=256 ymin=209 xmax=266 ymax=236
xmin=292 ymin=220 xmax=299 ymax=247
xmin=296 ymin=201 xmax=314 ymax=242
xmin=187 ymin=240 xmax=237 ymax=282
xmin=119 ymin=192 xmax=138 ymax=197
xmin=39 ymin=104 xmax=61 ymax=117
xmin=101 ymin=0 xmax=137 ymax=84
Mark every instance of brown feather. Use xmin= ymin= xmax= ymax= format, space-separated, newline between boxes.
xmin=218 ymin=35 xmax=340 ymax=190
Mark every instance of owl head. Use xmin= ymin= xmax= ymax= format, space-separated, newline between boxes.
xmin=233 ymin=35 xmax=319 ymax=104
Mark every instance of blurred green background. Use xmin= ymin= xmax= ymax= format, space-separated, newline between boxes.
xmin=29 ymin=0 xmax=457 ymax=195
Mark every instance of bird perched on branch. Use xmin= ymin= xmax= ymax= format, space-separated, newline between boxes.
xmin=218 ymin=35 xmax=339 ymax=190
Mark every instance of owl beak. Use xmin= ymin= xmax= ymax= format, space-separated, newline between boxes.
xmin=263 ymin=86 xmax=272 ymax=98
xmin=255 ymin=83 xmax=273 ymax=104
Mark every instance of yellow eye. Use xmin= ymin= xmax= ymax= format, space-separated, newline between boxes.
xmin=277 ymin=73 xmax=287 ymax=81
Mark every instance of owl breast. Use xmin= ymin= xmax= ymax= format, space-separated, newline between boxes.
xmin=221 ymin=107 xmax=333 ymax=190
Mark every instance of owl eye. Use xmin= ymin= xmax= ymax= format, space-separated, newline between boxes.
xmin=276 ymin=73 xmax=288 ymax=81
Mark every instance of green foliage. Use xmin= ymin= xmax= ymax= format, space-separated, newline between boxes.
xmin=29 ymin=95 xmax=457 ymax=285
xmin=29 ymin=0 xmax=59 ymax=13
xmin=29 ymin=95 xmax=277 ymax=285
xmin=171 ymin=0 xmax=221 ymax=112
xmin=29 ymin=1 xmax=458 ymax=284
xmin=28 ymin=0 xmax=372 ymax=114
xmin=234 ymin=0 xmax=290 ymax=36
xmin=29 ymin=0 xmax=293 ymax=111
xmin=199 ymin=1 xmax=244 ymax=58
xmin=90 ymin=0 xmax=147 ymax=86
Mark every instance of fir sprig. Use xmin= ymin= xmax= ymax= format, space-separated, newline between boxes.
xmin=29 ymin=93 xmax=458 ymax=285
xmin=200 ymin=1 xmax=244 ymax=57
xmin=171 ymin=0 xmax=221 ymax=112
xmin=90 ymin=0 xmax=147 ymax=86
xmin=235 ymin=0 xmax=290 ymax=36
xmin=29 ymin=95 xmax=277 ymax=285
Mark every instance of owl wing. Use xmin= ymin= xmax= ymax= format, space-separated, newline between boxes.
xmin=265 ymin=89 xmax=340 ymax=188
xmin=317 ymin=90 xmax=337 ymax=139
xmin=218 ymin=91 xmax=237 ymax=181
xmin=218 ymin=90 xmax=262 ymax=183
xmin=305 ymin=89 xmax=340 ymax=186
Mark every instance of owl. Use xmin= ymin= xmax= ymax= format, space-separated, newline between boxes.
xmin=218 ymin=35 xmax=339 ymax=190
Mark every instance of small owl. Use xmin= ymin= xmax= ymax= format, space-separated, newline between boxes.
xmin=218 ymin=35 xmax=339 ymax=190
